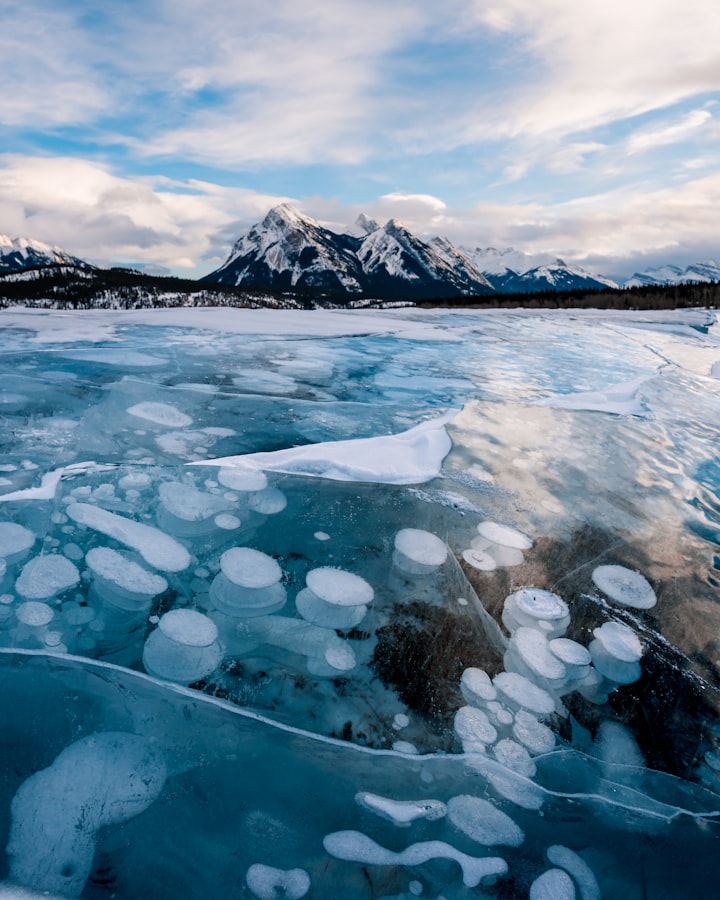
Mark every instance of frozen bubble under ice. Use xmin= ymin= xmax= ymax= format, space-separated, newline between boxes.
xmin=394 ymin=528 xmax=448 ymax=566
xmin=217 ymin=466 xmax=268 ymax=492
xmin=305 ymin=567 xmax=374 ymax=607
xmin=220 ymin=548 xmax=282 ymax=589
xmin=447 ymin=794 xmax=524 ymax=847
xmin=0 ymin=522 xmax=36 ymax=562
xmin=66 ymin=503 xmax=191 ymax=573
xmin=295 ymin=587 xmax=367 ymax=629
xmin=126 ymin=401 xmax=192 ymax=428
xmin=246 ymin=864 xmax=310 ymax=900
xmin=461 ymin=667 xmax=498 ymax=705
xmin=15 ymin=555 xmax=80 ymax=600
xmin=477 ymin=521 xmax=533 ymax=550
xmin=15 ymin=601 xmax=54 ymax=627
xmin=247 ymin=487 xmax=287 ymax=514
xmin=593 ymin=621 xmax=642 ymax=662
xmin=530 ymin=868 xmax=576 ymax=900
xmin=86 ymin=547 xmax=168 ymax=598
xmin=591 ymin=564 xmax=657 ymax=609
xmin=159 ymin=609 xmax=219 ymax=647
xmin=492 ymin=738 xmax=536 ymax=778
xmin=462 ymin=548 xmax=497 ymax=571
xmin=454 ymin=706 xmax=498 ymax=747
xmin=494 ymin=672 xmax=556 ymax=717
xmin=214 ymin=513 xmax=241 ymax=530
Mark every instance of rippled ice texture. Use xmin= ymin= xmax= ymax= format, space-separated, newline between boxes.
xmin=1 ymin=306 xmax=720 ymax=899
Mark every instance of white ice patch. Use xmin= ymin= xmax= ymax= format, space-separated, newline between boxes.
xmin=533 ymin=375 xmax=651 ymax=416
xmin=546 ymin=845 xmax=601 ymax=900
xmin=530 ymin=868 xmax=577 ymax=900
xmin=0 ymin=522 xmax=35 ymax=558
xmin=305 ymin=567 xmax=374 ymax=607
xmin=66 ymin=503 xmax=191 ymax=572
xmin=217 ymin=466 xmax=268 ymax=492
xmin=477 ymin=521 xmax=532 ymax=550
xmin=322 ymin=831 xmax=508 ymax=888
xmin=447 ymin=794 xmax=524 ymax=847
xmin=246 ymin=864 xmax=310 ymax=900
xmin=86 ymin=548 xmax=168 ymax=597
xmin=591 ymin=564 xmax=657 ymax=609
xmin=195 ymin=409 xmax=458 ymax=485
xmin=6 ymin=732 xmax=166 ymax=898
xmin=60 ymin=349 xmax=167 ymax=368
xmin=220 ymin=548 xmax=282 ymax=589
xmin=15 ymin=555 xmax=80 ymax=600
xmin=354 ymin=792 xmax=447 ymax=826
xmin=127 ymin=402 xmax=192 ymax=428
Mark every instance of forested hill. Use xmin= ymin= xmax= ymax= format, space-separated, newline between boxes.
xmin=0 ymin=263 xmax=718 ymax=311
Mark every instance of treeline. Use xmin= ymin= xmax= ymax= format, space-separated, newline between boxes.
xmin=1 ymin=263 xmax=719 ymax=311
xmin=417 ymin=279 xmax=720 ymax=310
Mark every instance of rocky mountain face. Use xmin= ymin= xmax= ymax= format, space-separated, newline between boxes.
xmin=204 ymin=205 xmax=493 ymax=299
xmin=0 ymin=235 xmax=92 ymax=274
xmin=624 ymin=261 xmax=720 ymax=288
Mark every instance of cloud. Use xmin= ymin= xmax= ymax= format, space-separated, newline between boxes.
xmin=0 ymin=156 xmax=288 ymax=273
xmin=447 ymin=0 xmax=720 ymax=145
xmin=627 ymin=109 xmax=712 ymax=155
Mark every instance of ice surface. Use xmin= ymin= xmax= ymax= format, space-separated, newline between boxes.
xmin=2 ymin=307 xmax=720 ymax=898
xmin=203 ymin=410 xmax=458 ymax=484
xmin=534 ymin=375 xmax=651 ymax=416
xmin=591 ymin=564 xmax=658 ymax=609
xmin=66 ymin=503 xmax=191 ymax=572
xmin=7 ymin=731 xmax=166 ymax=897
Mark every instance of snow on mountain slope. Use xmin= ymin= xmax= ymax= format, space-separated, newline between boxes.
xmin=206 ymin=207 xmax=493 ymax=298
xmin=204 ymin=204 xmax=365 ymax=293
xmin=358 ymin=220 xmax=493 ymax=297
xmin=625 ymin=261 xmax=720 ymax=288
xmin=518 ymin=260 xmax=619 ymax=292
xmin=0 ymin=235 xmax=92 ymax=274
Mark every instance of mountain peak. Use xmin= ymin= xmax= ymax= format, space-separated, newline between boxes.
xmin=0 ymin=234 xmax=92 ymax=274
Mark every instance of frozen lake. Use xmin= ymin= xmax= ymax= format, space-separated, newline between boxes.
xmin=1 ymin=305 xmax=720 ymax=898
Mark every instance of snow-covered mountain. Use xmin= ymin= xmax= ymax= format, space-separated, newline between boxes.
xmin=0 ymin=235 xmax=92 ymax=274
xmin=624 ymin=260 xmax=720 ymax=288
xmin=357 ymin=220 xmax=492 ymax=297
xmin=205 ymin=206 xmax=493 ymax=298
xmin=204 ymin=204 xmax=366 ymax=293
xmin=461 ymin=246 xmax=618 ymax=293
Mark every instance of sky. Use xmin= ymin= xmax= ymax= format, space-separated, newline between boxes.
xmin=1 ymin=0 xmax=719 ymax=281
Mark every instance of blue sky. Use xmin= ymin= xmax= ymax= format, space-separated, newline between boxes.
xmin=1 ymin=0 xmax=719 ymax=280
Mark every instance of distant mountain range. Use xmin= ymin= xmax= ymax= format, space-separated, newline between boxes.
xmin=2 ymin=208 xmax=719 ymax=301
xmin=0 ymin=235 xmax=93 ymax=275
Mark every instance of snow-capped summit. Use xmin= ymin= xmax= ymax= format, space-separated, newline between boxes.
xmin=345 ymin=213 xmax=380 ymax=238
xmin=624 ymin=260 xmax=720 ymax=288
xmin=357 ymin=219 xmax=492 ymax=297
xmin=461 ymin=245 xmax=618 ymax=293
xmin=205 ymin=207 xmax=493 ymax=298
xmin=204 ymin=204 xmax=365 ymax=293
xmin=0 ymin=234 xmax=92 ymax=274
xmin=517 ymin=259 xmax=618 ymax=292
